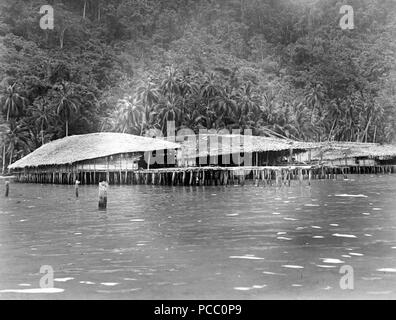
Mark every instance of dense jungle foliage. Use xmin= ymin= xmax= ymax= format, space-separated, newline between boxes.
xmin=1 ymin=0 xmax=396 ymax=171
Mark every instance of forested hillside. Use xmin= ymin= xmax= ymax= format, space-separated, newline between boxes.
xmin=1 ymin=0 xmax=396 ymax=171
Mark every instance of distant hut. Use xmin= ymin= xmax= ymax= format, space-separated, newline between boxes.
xmin=9 ymin=133 xmax=180 ymax=185
xmin=307 ymin=142 xmax=396 ymax=167
xmin=175 ymin=134 xmax=316 ymax=167
xmin=372 ymin=145 xmax=396 ymax=165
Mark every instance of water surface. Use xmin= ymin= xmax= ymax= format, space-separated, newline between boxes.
xmin=1 ymin=175 xmax=396 ymax=299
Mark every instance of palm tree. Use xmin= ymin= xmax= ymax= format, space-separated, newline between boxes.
xmin=27 ymin=99 xmax=54 ymax=145
xmin=5 ymin=120 xmax=31 ymax=169
xmin=225 ymin=83 xmax=261 ymax=130
xmin=177 ymin=74 xmax=199 ymax=122
xmin=114 ymin=97 xmax=142 ymax=134
xmin=200 ymin=73 xmax=223 ymax=102
xmin=289 ymin=101 xmax=314 ymax=140
xmin=178 ymin=76 xmax=202 ymax=130
xmin=210 ymin=86 xmax=237 ymax=128
xmin=233 ymin=83 xmax=261 ymax=127
xmin=0 ymin=83 xmax=28 ymax=173
xmin=137 ymin=79 xmax=159 ymax=135
xmin=200 ymin=73 xmax=224 ymax=129
xmin=182 ymin=108 xmax=204 ymax=131
xmin=160 ymin=66 xmax=181 ymax=97
xmin=156 ymin=94 xmax=182 ymax=133
xmin=53 ymin=83 xmax=80 ymax=137
xmin=99 ymin=116 xmax=115 ymax=132
xmin=304 ymin=83 xmax=325 ymax=124
xmin=1 ymin=84 xmax=28 ymax=121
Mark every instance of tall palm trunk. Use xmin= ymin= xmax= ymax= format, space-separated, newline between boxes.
xmin=41 ymin=122 xmax=44 ymax=145
xmin=363 ymin=115 xmax=372 ymax=143
xmin=328 ymin=117 xmax=338 ymax=141
xmin=6 ymin=106 xmax=10 ymax=122
xmin=2 ymin=145 xmax=5 ymax=174
xmin=8 ymin=147 xmax=13 ymax=168
xmin=140 ymin=119 xmax=144 ymax=136
xmin=60 ymin=28 xmax=65 ymax=49
xmin=2 ymin=108 xmax=10 ymax=174
xmin=373 ymin=126 xmax=377 ymax=143
xmin=97 ymin=0 xmax=101 ymax=21
xmin=140 ymin=104 xmax=146 ymax=136
xmin=83 ymin=0 xmax=87 ymax=19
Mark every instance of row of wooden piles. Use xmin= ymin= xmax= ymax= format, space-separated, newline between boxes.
xmin=13 ymin=165 xmax=396 ymax=186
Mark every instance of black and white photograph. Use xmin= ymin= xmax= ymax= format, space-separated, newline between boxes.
xmin=0 ymin=0 xmax=396 ymax=303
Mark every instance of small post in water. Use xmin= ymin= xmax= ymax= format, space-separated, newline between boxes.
xmin=75 ymin=180 xmax=80 ymax=198
xmin=98 ymin=181 xmax=108 ymax=209
xmin=5 ymin=181 xmax=9 ymax=197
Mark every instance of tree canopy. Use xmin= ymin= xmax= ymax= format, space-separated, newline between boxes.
xmin=1 ymin=0 xmax=396 ymax=171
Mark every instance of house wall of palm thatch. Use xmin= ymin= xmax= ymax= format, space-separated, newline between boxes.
xmin=302 ymin=141 xmax=396 ymax=166
xmin=175 ymin=134 xmax=317 ymax=167
xmin=377 ymin=157 xmax=396 ymax=165
xmin=319 ymin=158 xmax=377 ymax=167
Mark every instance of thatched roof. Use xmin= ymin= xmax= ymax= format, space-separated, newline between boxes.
xmin=176 ymin=134 xmax=317 ymax=159
xmin=361 ymin=144 xmax=396 ymax=158
xmin=9 ymin=133 xmax=181 ymax=169
xmin=311 ymin=142 xmax=396 ymax=160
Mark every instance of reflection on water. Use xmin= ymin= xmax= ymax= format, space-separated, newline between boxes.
xmin=1 ymin=175 xmax=396 ymax=299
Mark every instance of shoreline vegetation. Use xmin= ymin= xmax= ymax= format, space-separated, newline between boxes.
xmin=1 ymin=0 xmax=396 ymax=175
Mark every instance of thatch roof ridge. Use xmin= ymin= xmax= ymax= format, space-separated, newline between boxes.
xmin=312 ymin=142 xmax=396 ymax=160
xmin=9 ymin=132 xmax=180 ymax=169
xmin=176 ymin=133 xmax=317 ymax=159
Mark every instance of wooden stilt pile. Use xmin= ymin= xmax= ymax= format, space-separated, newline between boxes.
xmin=75 ymin=180 xmax=80 ymax=198
xmin=5 ymin=181 xmax=9 ymax=197
xmin=9 ymin=163 xmax=396 ymax=187
xmin=98 ymin=181 xmax=108 ymax=209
